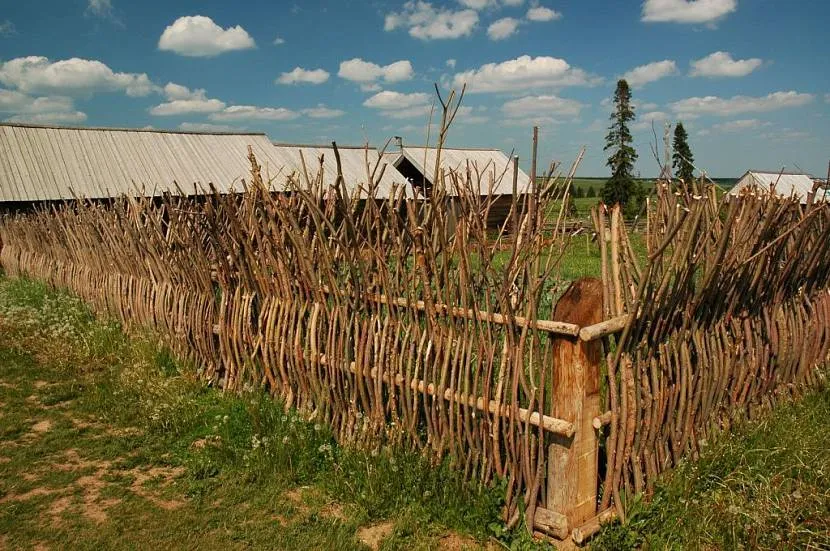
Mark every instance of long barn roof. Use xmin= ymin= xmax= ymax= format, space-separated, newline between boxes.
xmin=0 ymin=123 xmax=291 ymax=201
xmin=0 ymin=124 xmax=411 ymax=202
xmin=270 ymin=143 xmax=412 ymax=199
xmin=383 ymin=145 xmax=531 ymax=196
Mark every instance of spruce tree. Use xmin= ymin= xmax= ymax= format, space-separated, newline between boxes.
xmin=672 ymin=122 xmax=695 ymax=184
xmin=603 ymin=79 xmax=642 ymax=215
xmin=586 ymin=186 xmax=596 ymax=198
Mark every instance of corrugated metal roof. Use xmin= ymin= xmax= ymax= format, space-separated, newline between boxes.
xmin=727 ymin=170 xmax=824 ymax=204
xmin=0 ymin=123 xmax=293 ymax=201
xmin=270 ymin=143 xmax=411 ymax=199
xmin=385 ymin=146 xmax=531 ymax=196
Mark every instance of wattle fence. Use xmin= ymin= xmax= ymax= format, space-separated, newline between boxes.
xmin=1 ymin=151 xmax=828 ymax=545
xmin=593 ymin=181 xmax=830 ymax=522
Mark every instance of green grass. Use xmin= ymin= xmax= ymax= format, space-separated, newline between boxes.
xmin=0 ymin=276 xmax=517 ymax=550
xmin=546 ymin=177 xmax=738 ymax=196
xmin=592 ymin=389 xmax=830 ymax=550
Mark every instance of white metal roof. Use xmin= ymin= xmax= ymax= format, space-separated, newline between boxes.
xmin=0 ymin=123 xmax=298 ymax=201
xmin=270 ymin=143 xmax=411 ymax=199
xmin=385 ymin=146 xmax=531 ymax=196
xmin=727 ymin=171 xmax=824 ymax=204
xmin=0 ymin=124 xmax=411 ymax=202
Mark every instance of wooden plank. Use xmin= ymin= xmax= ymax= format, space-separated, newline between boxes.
xmin=317 ymin=353 xmax=576 ymax=437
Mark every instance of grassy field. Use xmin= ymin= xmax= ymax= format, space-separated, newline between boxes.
xmin=557 ymin=177 xmax=738 ymax=196
xmin=1 ymin=274 xmax=827 ymax=550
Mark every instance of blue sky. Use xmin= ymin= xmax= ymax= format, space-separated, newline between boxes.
xmin=0 ymin=0 xmax=827 ymax=177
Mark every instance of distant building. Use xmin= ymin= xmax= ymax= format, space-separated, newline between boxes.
xmin=727 ymin=170 xmax=827 ymax=205
xmin=0 ymin=124 xmax=412 ymax=212
xmin=0 ymin=123 xmax=292 ymax=209
xmin=383 ymin=145 xmax=531 ymax=229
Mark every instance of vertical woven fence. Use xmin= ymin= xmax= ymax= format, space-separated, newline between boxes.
xmin=593 ymin=181 xmax=830 ymax=522
xmin=0 ymin=150 xmax=590 ymax=535
xmin=2 ymin=152 xmax=829 ymax=544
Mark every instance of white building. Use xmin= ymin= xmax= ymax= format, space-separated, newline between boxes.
xmin=727 ymin=170 xmax=826 ymax=205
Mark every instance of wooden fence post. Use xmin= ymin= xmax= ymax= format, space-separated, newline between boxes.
xmin=539 ymin=277 xmax=603 ymax=540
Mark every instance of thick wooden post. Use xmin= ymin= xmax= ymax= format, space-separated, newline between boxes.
xmin=545 ymin=277 xmax=603 ymax=537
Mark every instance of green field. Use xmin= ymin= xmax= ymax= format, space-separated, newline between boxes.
xmin=541 ymin=177 xmax=738 ymax=198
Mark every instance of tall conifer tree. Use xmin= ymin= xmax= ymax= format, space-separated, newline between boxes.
xmin=603 ymin=79 xmax=642 ymax=215
xmin=672 ymin=122 xmax=695 ymax=184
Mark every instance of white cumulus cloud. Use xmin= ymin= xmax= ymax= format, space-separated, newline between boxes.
xmin=670 ymin=91 xmax=814 ymax=118
xmin=0 ymin=88 xmax=87 ymax=124
xmin=277 ymin=67 xmax=330 ymax=85
xmin=501 ymin=95 xmax=584 ymax=119
xmin=86 ymin=0 xmax=122 ymax=25
xmin=622 ymin=59 xmax=678 ymax=88
xmin=363 ymin=91 xmax=434 ymax=119
xmin=452 ymin=55 xmax=600 ymax=93
xmin=632 ymin=110 xmax=671 ymax=131
xmin=0 ymin=56 xmax=156 ymax=97
xmin=338 ymin=58 xmax=414 ymax=86
xmin=526 ymin=6 xmax=562 ymax=21
xmin=364 ymin=91 xmax=431 ymax=109
xmin=209 ymin=105 xmax=299 ymax=122
xmin=179 ymin=122 xmax=241 ymax=132
xmin=689 ymin=51 xmax=763 ymax=78
xmin=458 ymin=0 xmax=495 ymax=8
xmin=385 ymin=2 xmax=478 ymax=40
xmin=149 ymin=83 xmax=225 ymax=116
xmin=642 ymin=0 xmax=737 ymax=24
xmin=6 ymin=111 xmax=87 ymax=124
xmin=301 ymin=105 xmax=345 ymax=119
xmin=158 ymin=16 xmax=255 ymax=57
xmin=487 ymin=17 xmax=520 ymax=40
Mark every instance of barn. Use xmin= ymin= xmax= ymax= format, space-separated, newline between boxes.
xmin=727 ymin=170 xmax=827 ymax=205
xmin=0 ymin=123 xmax=294 ymax=210
xmin=0 ymin=124 xmax=411 ymax=212
xmin=383 ymin=145 xmax=531 ymax=229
